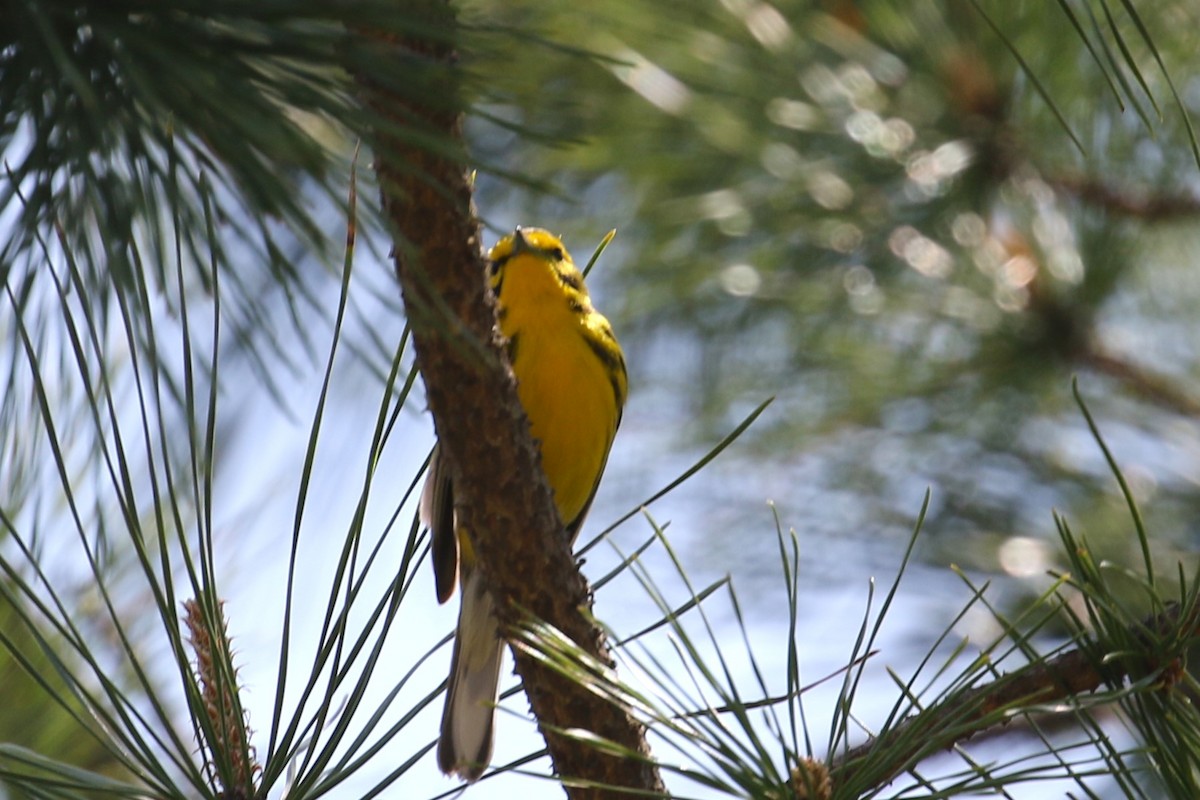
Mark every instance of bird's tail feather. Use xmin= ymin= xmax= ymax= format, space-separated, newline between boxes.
xmin=438 ymin=569 xmax=503 ymax=782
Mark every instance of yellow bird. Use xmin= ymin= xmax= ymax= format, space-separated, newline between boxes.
xmin=422 ymin=227 xmax=627 ymax=781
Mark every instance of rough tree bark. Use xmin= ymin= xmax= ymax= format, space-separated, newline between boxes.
xmin=355 ymin=3 xmax=664 ymax=797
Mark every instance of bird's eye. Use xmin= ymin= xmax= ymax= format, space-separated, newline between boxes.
xmin=548 ymin=247 xmax=565 ymax=260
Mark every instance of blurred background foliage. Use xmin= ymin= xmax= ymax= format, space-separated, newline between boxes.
xmin=2 ymin=0 xmax=1200 ymax=796
xmin=6 ymin=0 xmax=1197 ymax=576
xmin=464 ymin=0 xmax=1200 ymax=587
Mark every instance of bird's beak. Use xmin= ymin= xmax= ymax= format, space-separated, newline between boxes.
xmin=511 ymin=227 xmax=532 ymax=255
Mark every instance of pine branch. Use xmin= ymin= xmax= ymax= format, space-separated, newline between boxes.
xmin=830 ymin=602 xmax=1195 ymax=795
xmin=354 ymin=4 xmax=663 ymax=796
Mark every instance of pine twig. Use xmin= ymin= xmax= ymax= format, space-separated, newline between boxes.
xmin=1049 ymin=174 xmax=1200 ymax=220
xmin=1082 ymin=347 xmax=1200 ymax=418
xmin=830 ymin=602 xmax=1194 ymax=793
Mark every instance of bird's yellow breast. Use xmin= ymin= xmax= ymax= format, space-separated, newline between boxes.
xmin=494 ymin=242 xmax=622 ymax=529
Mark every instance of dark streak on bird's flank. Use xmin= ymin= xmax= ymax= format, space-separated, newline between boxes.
xmin=583 ymin=331 xmax=622 ymax=372
xmin=557 ymin=269 xmax=584 ymax=292
xmin=583 ymin=334 xmax=626 ymax=411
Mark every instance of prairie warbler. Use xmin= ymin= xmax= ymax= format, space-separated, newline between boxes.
xmin=422 ymin=227 xmax=627 ymax=781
